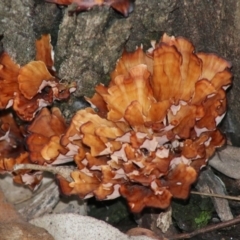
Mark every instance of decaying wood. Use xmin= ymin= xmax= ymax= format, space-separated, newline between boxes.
xmin=17 ymin=181 xmax=60 ymax=221
xmin=0 ymin=186 xmax=54 ymax=240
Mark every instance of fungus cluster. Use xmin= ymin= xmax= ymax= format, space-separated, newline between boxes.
xmin=0 ymin=34 xmax=76 ymax=121
xmin=0 ymin=33 xmax=232 ymax=212
xmin=45 ymin=0 xmax=134 ymax=17
xmin=0 ymin=34 xmax=75 ymax=188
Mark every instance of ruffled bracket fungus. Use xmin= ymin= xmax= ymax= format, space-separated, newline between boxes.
xmin=0 ymin=34 xmax=76 ymax=188
xmin=0 ymin=34 xmax=76 ymax=121
xmin=1 ymin=33 xmax=232 ymax=213
xmin=45 ymin=0 xmax=134 ymax=17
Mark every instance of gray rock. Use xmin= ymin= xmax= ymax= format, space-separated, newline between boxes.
xmin=196 ymin=168 xmax=233 ymax=222
xmin=209 ymin=145 xmax=240 ymax=179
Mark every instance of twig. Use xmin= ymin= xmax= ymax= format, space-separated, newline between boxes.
xmin=13 ymin=179 xmax=55 ymax=205
xmin=169 ymin=214 xmax=240 ymax=239
xmin=13 ymin=164 xmax=73 ymax=182
xmin=191 ymin=190 xmax=240 ymax=201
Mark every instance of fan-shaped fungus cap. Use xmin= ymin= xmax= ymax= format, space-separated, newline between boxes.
xmin=0 ymin=53 xmax=20 ymax=109
xmin=61 ymin=108 xmax=129 ymax=156
xmin=0 ymin=113 xmax=41 ymax=189
xmin=0 ymin=112 xmax=25 ymax=161
xmin=15 ymin=34 xmax=76 ymax=121
xmin=45 ymin=0 xmax=134 ymax=17
xmin=27 ymin=107 xmax=71 ymax=165
xmin=35 ymin=34 xmax=55 ymax=74
xmin=79 ymin=33 xmax=232 ymax=212
xmin=6 ymin=152 xmax=43 ymax=191
xmin=0 ymin=34 xmax=76 ymax=121
xmin=18 ymin=61 xmax=56 ymax=100
xmin=120 ymin=184 xmax=172 ymax=213
xmin=2 ymin=33 xmax=231 ymax=213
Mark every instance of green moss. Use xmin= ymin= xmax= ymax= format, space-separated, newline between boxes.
xmin=194 ymin=210 xmax=212 ymax=229
xmin=87 ymin=198 xmax=130 ymax=224
xmin=172 ymin=194 xmax=214 ymax=232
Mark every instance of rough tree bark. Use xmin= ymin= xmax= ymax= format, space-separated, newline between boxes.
xmin=1 ymin=1 xmax=238 ymax=141
xmin=170 ymin=0 xmax=240 ymax=146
